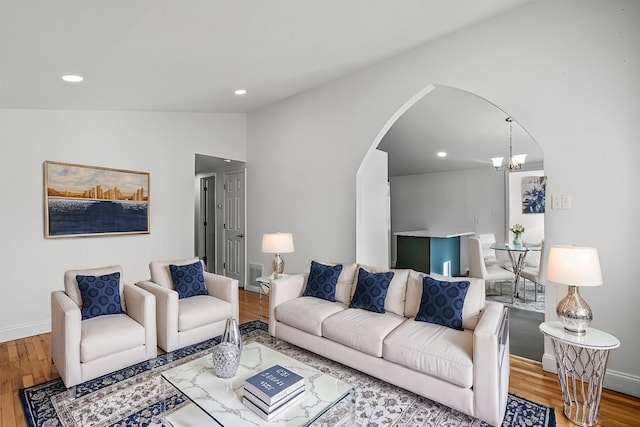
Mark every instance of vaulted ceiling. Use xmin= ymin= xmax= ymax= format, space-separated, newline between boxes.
xmin=1 ymin=0 xmax=532 ymax=113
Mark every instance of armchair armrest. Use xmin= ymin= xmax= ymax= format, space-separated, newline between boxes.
xmin=51 ymin=291 xmax=82 ymax=387
xmin=473 ymin=302 xmax=510 ymax=426
xmin=136 ymin=280 xmax=179 ymax=351
xmin=268 ymin=274 xmax=307 ymax=336
xmin=203 ymin=272 xmax=239 ymax=322
xmin=123 ymin=283 xmax=157 ymax=359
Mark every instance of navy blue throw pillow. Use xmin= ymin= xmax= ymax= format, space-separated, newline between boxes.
xmin=302 ymin=261 xmax=343 ymax=301
xmin=415 ymin=276 xmax=470 ymax=330
xmin=170 ymin=261 xmax=208 ymax=299
xmin=76 ymin=272 xmax=123 ymax=320
xmin=349 ymin=268 xmax=394 ymax=313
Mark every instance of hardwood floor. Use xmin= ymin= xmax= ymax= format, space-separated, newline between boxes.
xmin=1 ymin=290 xmax=638 ymax=426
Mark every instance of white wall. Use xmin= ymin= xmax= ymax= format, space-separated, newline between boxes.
xmin=0 ymin=109 xmax=245 ymax=342
xmin=356 ymin=149 xmax=390 ymax=268
xmin=247 ymin=0 xmax=640 ymax=396
xmin=389 ymin=167 xmax=506 ymax=272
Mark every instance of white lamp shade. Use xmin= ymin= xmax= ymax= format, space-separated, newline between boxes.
xmin=491 ymin=157 xmax=504 ymax=168
xmin=512 ymin=153 xmax=527 ymax=165
xmin=261 ymin=232 xmax=294 ymax=254
xmin=546 ymin=245 xmax=603 ymax=287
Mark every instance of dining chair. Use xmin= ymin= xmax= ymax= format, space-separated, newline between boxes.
xmin=468 ymin=236 xmax=515 ymax=297
xmin=520 ymin=239 xmax=547 ymax=302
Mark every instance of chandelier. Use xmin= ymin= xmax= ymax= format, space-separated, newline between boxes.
xmin=492 ymin=117 xmax=527 ymax=171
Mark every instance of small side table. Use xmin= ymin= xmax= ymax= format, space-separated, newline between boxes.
xmin=255 ymin=276 xmax=271 ymax=321
xmin=255 ymin=274 xmax=291 ymax=321
xmin=540 ymin=321 xmax=620 ymax=427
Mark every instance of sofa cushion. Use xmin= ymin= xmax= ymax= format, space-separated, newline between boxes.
xmin=416 ymin=276 xmax=470 ymax=331
xmin=307 ymin=261 xmax=359 ymax=304
xmin=302 ymin=261 xmax=343 ymax=301
xmin=80 ymin=313 xmax=145 ymax=363
xmin=358 ymin=265 xmax=409 ymax=316
xmin=178 ymin=295 xmax=232 ymax=332
xmin=383 ymin=319 xmax=474 ymax=388
xmin=275 ymin=297 xmax=347 ymax=336
xmin=322 ymin=309 xmax=406 ymax=357
xmin=349 ymin=268 xmax=394 ymax=313
xmin=170 ymin=261 xmax=208 ymax=299
xmin=76 ymin=272 xmax=124 ymax=320
xmin=405 ymin=271 xmax=485 ymax=331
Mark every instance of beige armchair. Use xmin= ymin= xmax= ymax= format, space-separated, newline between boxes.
xmin=136 ymin=257 xmax=239 ymax=352
xmin=51 ymin=265 xmax=157 ymax=388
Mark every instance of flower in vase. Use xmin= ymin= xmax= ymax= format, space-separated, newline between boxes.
xmin=510 ymin=223 xmax=525 ymax=237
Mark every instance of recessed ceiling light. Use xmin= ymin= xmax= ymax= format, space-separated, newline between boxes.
xmin=234 ymin=89 xmax=247 ymax=95
xmin=224 ymin=159 xmax=232 ymax=163
xmin=437 ymin=151 xmax=447 ymax=158
xmin=62 ymin=75 xmax=83 ymax=83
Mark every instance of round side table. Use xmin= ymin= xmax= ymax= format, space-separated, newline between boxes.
xmin=540 ymin=321 xmax=620 ymax=427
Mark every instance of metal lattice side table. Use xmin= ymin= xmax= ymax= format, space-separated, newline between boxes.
xmin=540 ymin=321 xmax=620 ymax=427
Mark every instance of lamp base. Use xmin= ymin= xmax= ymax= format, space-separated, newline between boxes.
xmin=271 ymin=253 xmax=284 ymax=279
xmin=556 ymin=285 xmax=593 ymax=335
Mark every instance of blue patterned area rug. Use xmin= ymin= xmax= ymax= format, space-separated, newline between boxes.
xmin=20 ymin=321 xmax=555 ymax=427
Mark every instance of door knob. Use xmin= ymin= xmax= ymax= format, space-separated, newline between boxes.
xmin=238 ymin=234 xmax=245 ymax=238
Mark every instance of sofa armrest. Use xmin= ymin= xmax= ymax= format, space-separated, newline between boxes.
xmin=473 ymin=302 xmax=510 ymax=426
xmin=204 ymin=272 xmax=239 ymax=322
xmin=51 ymin=291 xmax=82 ymax=387
xmin=268 ymin=274 xmax=307 ymax=336
xmin=123 ymin=283 xmax=157 ymax=359
xmin=136 ymin=280 xmax=179 ymax=351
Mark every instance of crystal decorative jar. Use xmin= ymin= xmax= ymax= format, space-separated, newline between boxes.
xmin=212 ymin=318 xmax=242 ymax=378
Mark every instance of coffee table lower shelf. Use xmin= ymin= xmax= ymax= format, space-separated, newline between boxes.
xmin=160 ymin=342 xmax=354 ymax=426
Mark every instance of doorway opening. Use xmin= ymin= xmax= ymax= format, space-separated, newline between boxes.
xmin=195 ymin=154 xmax=246 ymax=287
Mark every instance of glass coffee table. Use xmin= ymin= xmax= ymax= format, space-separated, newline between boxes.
xmin=160 ymin=342 xmax=354 ymax=426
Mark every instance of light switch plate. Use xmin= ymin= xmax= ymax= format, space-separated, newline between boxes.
xmin=551 ymin=195 xmax=561 ymax=210
xmin=561 ymin=194 xmax=572 ymax=210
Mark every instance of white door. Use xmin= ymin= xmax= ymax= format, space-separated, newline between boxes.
xmin=224 ymin=170 xmax=245 ymax=286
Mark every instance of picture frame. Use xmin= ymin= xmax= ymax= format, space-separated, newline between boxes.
xmin=44 ymin=161 xmax=150 ymax=238
xmin=521 ymin=176 xmax=546 ymax=214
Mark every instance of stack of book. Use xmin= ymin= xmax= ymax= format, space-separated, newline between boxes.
xmin=243 ymin=364 xmax=305 ymax=421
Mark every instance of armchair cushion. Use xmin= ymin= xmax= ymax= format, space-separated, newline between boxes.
xmin=169 ymin=261 xmax=208 ymax=299
xmin=177 ymin=295 xmax=233 ymax=331
xmin=64 ymin=265 xmax=125 ymax=312
xmin=80 ymin=313 xmax=146 ymax=362
xmin=77 ymin=272 xmax=124 ymax=320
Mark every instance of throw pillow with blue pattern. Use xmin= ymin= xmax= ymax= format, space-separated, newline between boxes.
xmin=76 ymin=272 xmax=123 ymax=320
xmin=170 ymin=261 xmax=208 ymax=299
xmin=302 ymin=261 xmax=343 ymax=302
xmin=415 ymin=276 xmax=470 ymax=330
xmin=349 ymin=268 xmax=394 ymax=313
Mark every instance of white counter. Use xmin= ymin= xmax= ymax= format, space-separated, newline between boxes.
xmin=394 ymin=229 xmax=475 ymax=239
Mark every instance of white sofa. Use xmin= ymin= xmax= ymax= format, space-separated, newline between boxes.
xmin=268 ymin=262 xmax=510 ymax=426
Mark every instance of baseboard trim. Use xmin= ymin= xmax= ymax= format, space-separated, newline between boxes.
xmin=542 ymin=351 xmax=640 ymax=398
xmin=0 ymin=320 xmax=50 ymax=343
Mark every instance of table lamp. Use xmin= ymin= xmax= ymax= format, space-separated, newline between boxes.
xmin=546 ymin=245 xmax=603 ymax=335
xmin=261 ymin=232 xmax=294 ymax=279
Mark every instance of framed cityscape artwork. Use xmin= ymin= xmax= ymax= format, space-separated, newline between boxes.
xmin=44 ymin=161 xmax=150 ymax=238
xmin=521 ymin=176 xmax=546 ymax=214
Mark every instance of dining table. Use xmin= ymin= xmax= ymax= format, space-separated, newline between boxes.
xmin=490 ymin=243 xmax=541 ymax=302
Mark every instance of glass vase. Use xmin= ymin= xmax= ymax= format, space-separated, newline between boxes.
xmin=513 ymin=235 xmax=523 ymax=247
xmin=212 ymin=318 xmax=242 ymax=378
